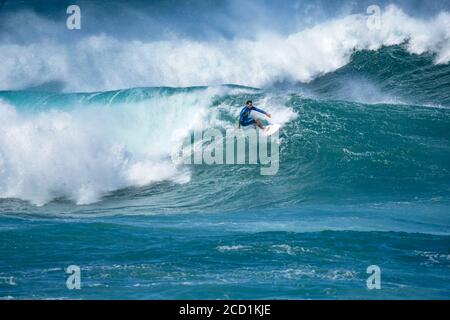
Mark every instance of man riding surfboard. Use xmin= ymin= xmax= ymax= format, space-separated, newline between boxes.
xmin=238 ymin=100 xmax=271 ymax=129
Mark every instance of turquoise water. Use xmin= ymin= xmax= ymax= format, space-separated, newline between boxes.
xmin=1 ymin=42 xmax=450 ymax=299
xmin=1 ymin=209 xmax=449 ymax=299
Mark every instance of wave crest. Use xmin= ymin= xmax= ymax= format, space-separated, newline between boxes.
xmin=0 ymin=5 xmax=449 ymax=92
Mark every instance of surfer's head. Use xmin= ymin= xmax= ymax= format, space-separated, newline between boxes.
xmin=246 ymin=100 xmax=253 ymax=108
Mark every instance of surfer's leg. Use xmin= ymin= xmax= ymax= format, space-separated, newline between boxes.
xmin=241 ymin=119 xmax=256 ymax=127
xmin=255 ymin=119 xmax=264 ymax=129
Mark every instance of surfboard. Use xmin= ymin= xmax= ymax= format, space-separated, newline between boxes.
xmin=264 ymin=124 xmax=280 ymax=136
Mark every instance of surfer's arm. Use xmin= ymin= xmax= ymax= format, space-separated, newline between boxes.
xmin=253 ymin=107 xmax=271 ymax=118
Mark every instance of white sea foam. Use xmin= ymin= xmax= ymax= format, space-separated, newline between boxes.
xmin=0 ymin=90 xmax=214 ymax=205
xmin=217 ymin=245 xmax=251 ymax=252
xmin=0 ymin=6 xmax=449 ymax=92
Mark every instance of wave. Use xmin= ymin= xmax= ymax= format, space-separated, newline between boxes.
xmin=301 ymin=45 xmax=450 ymax=106
xmin=0 ymin=87 xmax=216 ymax=205
xmin=0 ymin=86 xmax=296 ymax=205
xmin=1 ymin=85 xmax=450 ymax=208
xmin=0 ymin=5 xmax=449 ymax=92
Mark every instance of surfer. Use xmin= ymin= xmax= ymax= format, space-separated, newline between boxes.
xmin=238 ymin=100 xmax=271 ymax=129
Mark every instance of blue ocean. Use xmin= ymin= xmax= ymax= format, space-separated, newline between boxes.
xmin=0 ymin=0 xmax=449 ymax=299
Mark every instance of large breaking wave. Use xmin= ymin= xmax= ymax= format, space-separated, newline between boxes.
xmin=1 ymin=76 xmax=449 ymax=207
xmin=0 ymin=86 xmax=295 ymax=205
xmin=0 ymin=5 xmax=449 ymax=91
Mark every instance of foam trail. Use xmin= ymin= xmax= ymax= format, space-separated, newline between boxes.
xmin=0 ymin=5 xmax=449 ymax=92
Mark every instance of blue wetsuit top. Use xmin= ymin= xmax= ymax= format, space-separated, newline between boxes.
xmin=239 ymin=106 xmax=267 ymax=126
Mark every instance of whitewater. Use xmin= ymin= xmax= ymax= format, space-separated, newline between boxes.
xmin=0 ymin=5 xmax=449 ymax=92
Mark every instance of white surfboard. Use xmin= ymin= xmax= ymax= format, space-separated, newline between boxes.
xmin=264 ymin=124 xmax=281 ymax=136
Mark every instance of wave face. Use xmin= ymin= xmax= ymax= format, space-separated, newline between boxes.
xmin=0 ymin=85 xmax=297 ymax=206
xmin=302 ymin=45 xmax=450 ymax=106
xmin=0 ymin=4 xmax=449 ymax=92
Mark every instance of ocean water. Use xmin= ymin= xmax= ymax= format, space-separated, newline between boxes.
xmin=1 ymin=1 xmax=450 ymax=299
